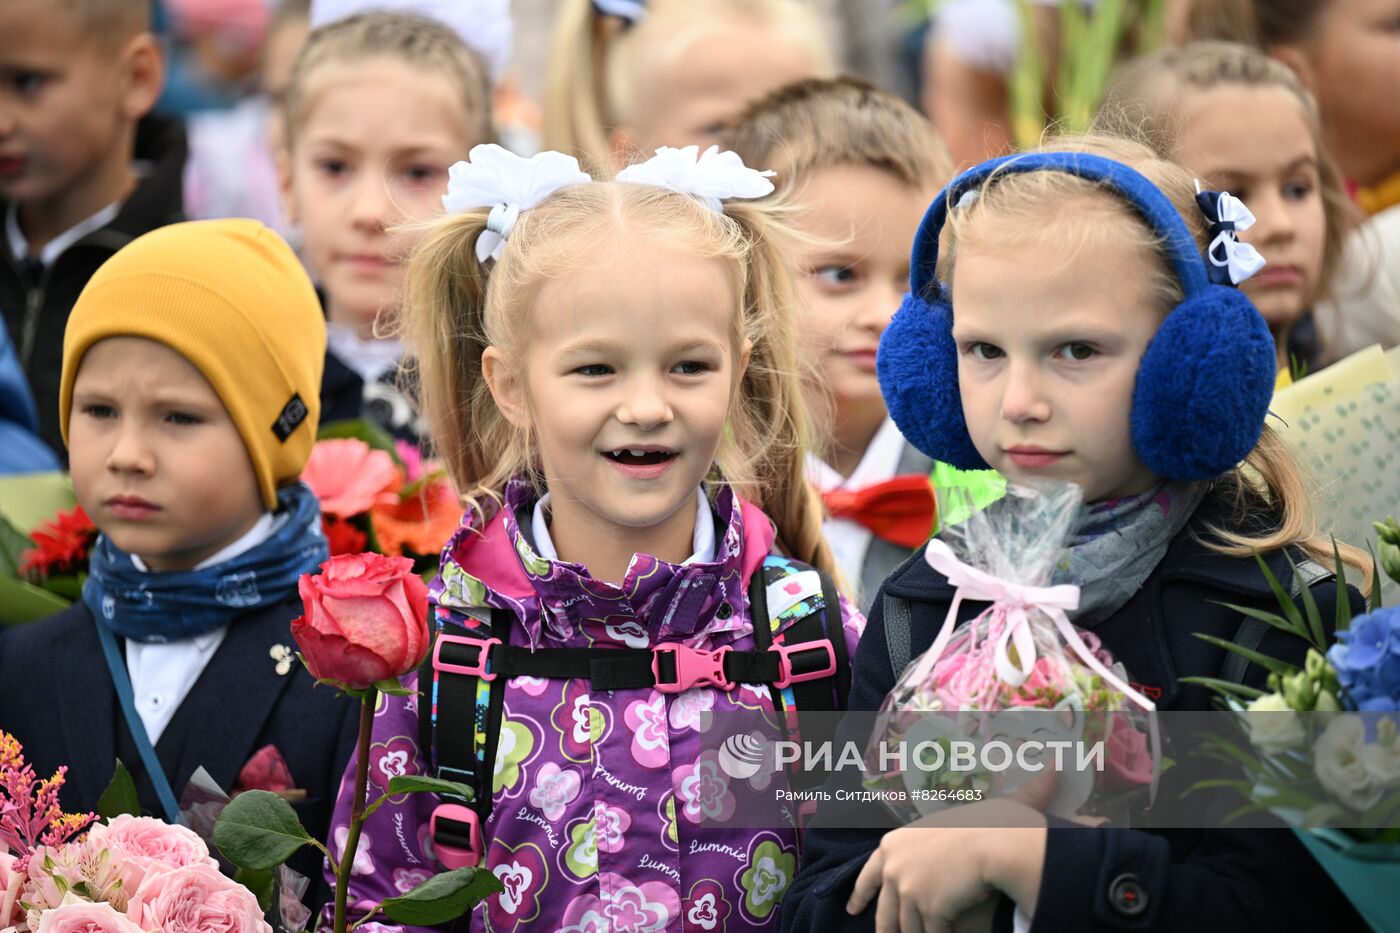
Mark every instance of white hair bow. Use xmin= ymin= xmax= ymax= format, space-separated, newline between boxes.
xmin=616 ymin=145 xmax=776 ymax=211
xmin=310 ymin=0 xmax=514 ymax=82
xmin=442 ymin=144 xmax=592 ymax=262
xmin=591 ymin=0 xmax=646 ymax=24
xmin=1196 ymin=187 xmax=1267 ymax=287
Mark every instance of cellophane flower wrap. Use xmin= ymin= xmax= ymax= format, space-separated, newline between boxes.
xmin=864 ymin=482 xmax=1159 ymax=821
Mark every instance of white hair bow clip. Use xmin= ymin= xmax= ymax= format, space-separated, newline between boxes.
xmin=1195 ymin=185 xmax=1267 ymax=286
xmin=591 ymin=0 xmax=647 ymax=24
xmin=310 ymin=0 xmax=514 ymax=82
xmin=442 ymin=144 xmax=592 ymax=263
xmin=616 ymin=145 xmax=776 ymax=211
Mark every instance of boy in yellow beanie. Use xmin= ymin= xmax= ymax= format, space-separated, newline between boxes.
xmin=0 ymin=219 xmax=356 ymax=915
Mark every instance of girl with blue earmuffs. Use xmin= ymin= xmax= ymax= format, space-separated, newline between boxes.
xmin=779 ymin=134 xmax=1374 ymax=933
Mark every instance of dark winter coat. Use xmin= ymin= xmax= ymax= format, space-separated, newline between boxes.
xmin=781 ymin=484 xmax=1369 ymax=932
xmin=0 ymin=596 xmax=357 ymax=913
xmin=0 ymin=114 xmax=187 ymax=457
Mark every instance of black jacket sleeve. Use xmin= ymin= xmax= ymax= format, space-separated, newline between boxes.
xmin=780 ymin=590 xmax=897 ymax=932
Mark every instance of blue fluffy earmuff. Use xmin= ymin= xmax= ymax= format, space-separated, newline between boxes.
xmin=877 ymin=152 xmax=1277 ymax=481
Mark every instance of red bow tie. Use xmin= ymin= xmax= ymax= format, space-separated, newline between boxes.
xmin=821 ymin=475 xmax=937 ymax=549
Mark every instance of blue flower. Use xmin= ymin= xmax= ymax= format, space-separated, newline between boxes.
xmin=1327 ymin=607 xmax=1400 ymax=711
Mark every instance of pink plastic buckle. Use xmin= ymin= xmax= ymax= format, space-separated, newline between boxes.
xmin=430 ymin=804 xmax=482 ymax=869
xmin=771 ymin=640 xmax=837 ymax=689
xmin=433 ymin=634 xmax=499 ymax=680
xmin=653 ymin=644 xmax=733 ymax=693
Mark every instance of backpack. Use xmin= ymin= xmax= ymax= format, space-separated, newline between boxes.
xmin=416 ymin=554 xmax=850 ymax=869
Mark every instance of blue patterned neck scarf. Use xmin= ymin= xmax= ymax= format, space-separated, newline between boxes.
xmin=82 ymin=483 xmax=328 ymax=643
xmin=1055 ymin=481 xmax=1209 ymax=626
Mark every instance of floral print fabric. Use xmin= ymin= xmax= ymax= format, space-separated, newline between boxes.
xmin=319 ymin=479 xmax=864 ymax=931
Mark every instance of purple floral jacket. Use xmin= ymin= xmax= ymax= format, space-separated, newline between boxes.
xmin=320 ymin=479 xmax=864 ymax=932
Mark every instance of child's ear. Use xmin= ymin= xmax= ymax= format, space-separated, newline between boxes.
xmin=1268 ymin=43 xmax=1317 ymax=95
xmin=481 ymin=346 xmax=530 ymax=430
xmin=276 ymin=147 xmax=299 ymax=225
xmin=118 ymin=33 xmax=164 ymax=120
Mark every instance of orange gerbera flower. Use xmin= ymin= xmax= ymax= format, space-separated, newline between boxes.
xmin=370 ymin=478 xmax=461 ymax=558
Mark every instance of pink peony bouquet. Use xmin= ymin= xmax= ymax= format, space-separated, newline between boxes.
xmin=1 ymin=731 xmax=269 ymax=933
xmin=863 ymin=482 xmax=1159 ymax=822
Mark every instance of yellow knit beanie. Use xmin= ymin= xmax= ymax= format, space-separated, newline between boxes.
xmin=61 ymin=219 xmax=326 ymax=511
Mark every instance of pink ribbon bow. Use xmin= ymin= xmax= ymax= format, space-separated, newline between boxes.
xmin=912 ymin=539 xmax=1156 ymax=712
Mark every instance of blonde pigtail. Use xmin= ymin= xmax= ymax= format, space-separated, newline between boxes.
xmin=401 ymin=211 xmax=521 ymax=525
xmin=721 ymin=203 xmax=844 ymax=590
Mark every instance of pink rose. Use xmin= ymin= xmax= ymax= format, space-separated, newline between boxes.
xmin=1103 ymin=715 xmax=1154 ymax=788
xmin=33 ymin=894 xmax=146 ymax=933
xmin=0 ymin=851 xmax=23 ymax=929
xmin=128 ymin=863 xmax=270 ymax=933
xmin=86 ymin=815 xmax=217 ymax=894
xmin=301 ymin=439 xmax=400 ymax=519
xmin=292 ymin=553 xmax=430 ymax=689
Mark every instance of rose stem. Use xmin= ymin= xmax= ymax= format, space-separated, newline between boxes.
xmin=333 ymin=688 xmax=377 ymax=933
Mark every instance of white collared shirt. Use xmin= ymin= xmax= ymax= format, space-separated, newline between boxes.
xmin=530 ymin=487 xmax=718 ymax=567
xmin=326 ymin=322 xmax=405 ymax=385
xmin=5 ymin=201 xmax=121 ymax=269
xmin=125 ymin=511 xmax=286 ymax=744
xmin=807 ymin=418 xmax=909 ymax=594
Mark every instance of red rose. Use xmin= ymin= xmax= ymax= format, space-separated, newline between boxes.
xmin=291 ymin=553 xmax=430 ymax=690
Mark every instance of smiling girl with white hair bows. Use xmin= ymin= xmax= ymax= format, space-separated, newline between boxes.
xmin=319 ymin=143 xmax=866 ymax=931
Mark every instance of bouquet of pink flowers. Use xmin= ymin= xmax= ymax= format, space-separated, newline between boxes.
xmin=1 ymin=731 xmax=269 ymax=933
xmin=864 ymin=482 xmax=1158 ymax=821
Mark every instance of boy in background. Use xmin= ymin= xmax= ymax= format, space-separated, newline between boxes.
xmin=0 ymin=0 xmax=185 ymax=457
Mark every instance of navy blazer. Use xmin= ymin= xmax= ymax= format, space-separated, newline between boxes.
xmin=0 ymin=597 xmax=358 ymax=913
xmin=781 ymin=486 xmax=1369 ymax=932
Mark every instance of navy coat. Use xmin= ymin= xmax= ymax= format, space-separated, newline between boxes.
xmin=781 ymin=486 xmax=1369 ymax=932
xmin=0 ymin=597 xmax=358 ymax=913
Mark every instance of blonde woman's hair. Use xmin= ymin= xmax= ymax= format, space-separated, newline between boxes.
xmin=725 ymin=76 xmax=954 ymax=195
xmin=401 ymin=179 xmax=839 ymax=579
xmin=543 ymin=0 xmax=837 ymax=169
xmin=1097 ymin=40 xmax=1357 ymax=311
xmin=940 ymin=132 xmax=1372 ymax=594
xmin=282 ymin=11 xmax=494 ymax=151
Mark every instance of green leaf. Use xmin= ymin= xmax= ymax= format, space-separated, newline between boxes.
xmin=0 ymin=511 xmax=32 ymax=577
xmin=1195 ymin=731 xmax=1265 ymax=771
xmin=1192 ymin=633 xmax=1297 ymax=677
xmin=1254 ymin=552 xmax=1306 ymax=632
xmin=374 ymin=678 xmax=417 ymax=698
xmin=1210 ymin=600 xmax=1307 ymax=643
xmin=1368 ymin=543 xmax=1384 ymax=612
xmin=42 ymin=574 xmax=84 ymax=602
xmin=0 ymin=575 xmax=71 ymax=626
xmin=1285 ymin=551 xmax=1327 ymax=651
xmin=96 ymin=760 xmax=141 ymax=819
xmin=387 ymin=775 xmax=476 ymax=801
xmin=1181 ymin=778 xmax=1252 ymax=793
xmin=212 ymin=791 xmax=314 ymax=871
xmin=379 ymin=867 xmax=504 ymax=926
xmin=1222 ymin=802 xmax=1268 ymax=824
xmin=1178 ymin=676 xmax=1267 ymax=701
xmin=1333 ymin=539 xmax=1354 ymax=633
xmin=234 ymin=867 xmax=274 ymax=913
